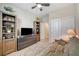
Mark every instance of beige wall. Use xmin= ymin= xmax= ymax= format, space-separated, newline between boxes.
xmin=49 ymin=4 xmax=75 ymax=19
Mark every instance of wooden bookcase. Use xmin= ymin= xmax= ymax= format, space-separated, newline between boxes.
xmin=33 ymin=21 xmax=40 ymax=41
xmin=0 ymin=11 xmax=17 ymax=55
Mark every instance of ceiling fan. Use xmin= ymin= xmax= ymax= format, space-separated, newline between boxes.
xmin=32 ymin=3 xmax=50 ymax=11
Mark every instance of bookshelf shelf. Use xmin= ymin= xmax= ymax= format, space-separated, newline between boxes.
xmin=0 ymin=12 xmax=16 ymax=55
xmin=33 ymin=21 xmax=40 ymax=41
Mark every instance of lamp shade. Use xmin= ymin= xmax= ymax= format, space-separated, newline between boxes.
xmin=67 ymin=29 xmax=76 ymax=36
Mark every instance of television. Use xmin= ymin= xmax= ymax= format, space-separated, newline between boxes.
xmin=21 ymin=28 xmax=32 ymax=35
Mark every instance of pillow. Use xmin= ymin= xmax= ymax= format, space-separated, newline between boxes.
xmin=61 ymin=35 xmax=70 ymax=43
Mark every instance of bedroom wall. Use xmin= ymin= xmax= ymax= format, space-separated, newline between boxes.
xmin=40 ymin=4 xmax=76 ymax=43
xmin=35 ymin=3 xmax=79 ymax=43
xmin=39 ymin=4 xmax=79 ymax=43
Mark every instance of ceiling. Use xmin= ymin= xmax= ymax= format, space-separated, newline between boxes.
xmin=11 ymin=3 xmax=73 ymax=17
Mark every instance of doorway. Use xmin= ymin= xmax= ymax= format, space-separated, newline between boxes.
xmin=40 ymin=22 xmax=49 ymax=41
xmin=45 ymin=22 xmax=49 ymax=40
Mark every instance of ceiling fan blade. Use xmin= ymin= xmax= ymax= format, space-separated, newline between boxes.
xmin=40 ymin=8 xmax=43 ymax=11
xmin=41 ymin=3 xmax=50 ymax=6
xmin=32 ymin=5 xmax=37 ymax=9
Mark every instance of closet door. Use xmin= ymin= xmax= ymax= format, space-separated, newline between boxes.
xmin=3 ymin=39 xmax=16 ymax=55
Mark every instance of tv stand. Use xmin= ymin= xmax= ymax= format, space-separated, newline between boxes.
xmin=17 ymin=34 xmax=38 ymax=50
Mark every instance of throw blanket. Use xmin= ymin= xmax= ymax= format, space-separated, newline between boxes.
xmin=45 ymin=39 xmax=67 ymax=56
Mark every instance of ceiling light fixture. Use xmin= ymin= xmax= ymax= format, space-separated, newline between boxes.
xmin=37 ymin=4 xmax=42 ymax=8
xmin=32 ymin=3 xmax=50 ymax=11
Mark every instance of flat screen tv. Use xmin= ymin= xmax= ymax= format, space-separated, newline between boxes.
xmin=21 ymin=28 xmax=32 ymax=35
